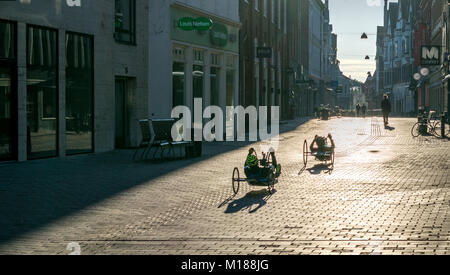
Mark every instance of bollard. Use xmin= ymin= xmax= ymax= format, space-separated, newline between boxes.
xmin=442 ymin=114 xmax=446 ymax=138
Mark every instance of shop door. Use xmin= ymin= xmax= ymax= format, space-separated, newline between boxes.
xmin=0 ymin=64 xmax=17 ymax=161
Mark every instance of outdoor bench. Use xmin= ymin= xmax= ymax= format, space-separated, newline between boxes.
xmin=133 ymin=118 xmax=202 ymax=161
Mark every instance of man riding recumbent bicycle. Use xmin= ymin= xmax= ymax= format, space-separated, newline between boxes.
xmin=303 ymin=134 xmax=336 ymax=168
xmin=231 ymin=148 xmax=282 ymax=195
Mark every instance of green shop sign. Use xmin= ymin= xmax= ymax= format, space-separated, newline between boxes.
xmin=194 ymin=17 xmax=213 ymax=31
xmin=209 ymin=23 xmax=228 ymax=47
xmin=178 ymin=17 xmax=194 ymax=31
xmin=178 ymin=17 xmax=213 ymax=31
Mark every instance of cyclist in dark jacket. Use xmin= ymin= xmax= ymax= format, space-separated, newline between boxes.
xmin=381 ymin=94 xmax=391 ymax=126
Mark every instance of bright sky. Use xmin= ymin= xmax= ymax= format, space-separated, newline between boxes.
xmin=329 ymin=0 xmax=385 ymax=82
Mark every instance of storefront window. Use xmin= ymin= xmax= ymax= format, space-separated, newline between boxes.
xmin=0 ymin=20 xmax=16 ymax=161
xmin=26 ymin=26 xmax=58 ymax=159
xmin=210 ymin=67 xmax=220 ymax=106
xmin=0 ymin=21 xmax=15 ymax=59
xmin=261 ymin=67 xmax=267 ymax=106
xmin=226 ymin=70 xmax=234 ymax=107
xmin=193 ymin=64 xmax=204 ymax=103
xmin=66 ymin=32 xmax=93 ymax=155
xmin=173 ymin=62 xmax=185 ymax=108
xmin=0 ymin=68 xmax=12 ymax=160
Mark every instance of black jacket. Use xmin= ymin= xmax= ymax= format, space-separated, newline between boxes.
xmin=381 ymin=99 xmax=391 ymax=113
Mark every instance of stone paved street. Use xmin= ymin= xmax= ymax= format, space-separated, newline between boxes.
xmin=0 ymin=117 xmax=449 ymax=255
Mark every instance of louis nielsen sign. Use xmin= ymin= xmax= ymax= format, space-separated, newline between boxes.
xmin=421 ymin=46 xmax=441 ymax=66
xmin=178 ymin=17 xmax=213 ymax=31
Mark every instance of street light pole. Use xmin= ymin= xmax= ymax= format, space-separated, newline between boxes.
xmin=447 ymin=5 xmax=450 ymax=126
xmin=445 ymin=9 xmax=449 ymax=137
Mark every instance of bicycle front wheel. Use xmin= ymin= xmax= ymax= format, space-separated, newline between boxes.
xmin=411 ymin=122 xmax=421 ymax=138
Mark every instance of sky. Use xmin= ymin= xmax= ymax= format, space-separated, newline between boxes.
xmin=329 ymin=0 xmax=386 ymax=82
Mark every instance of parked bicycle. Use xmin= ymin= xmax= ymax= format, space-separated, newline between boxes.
xmin=411 ymin=110 xmax=442 ymax=138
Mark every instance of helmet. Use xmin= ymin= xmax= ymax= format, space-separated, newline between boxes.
xmin=316 ymin=137 xmax=327 ymax=147
xmin=246 ymin=155 xmax=258 ymax=167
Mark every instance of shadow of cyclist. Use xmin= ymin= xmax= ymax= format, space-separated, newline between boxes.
xmin=224 ymin=189 xmax=276 ymax=214
xmin=307 ymin=164 xmax=333 ymax=175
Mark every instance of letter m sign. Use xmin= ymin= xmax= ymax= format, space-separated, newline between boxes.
xmin=421 ymin=46 xmax=441 ymax=66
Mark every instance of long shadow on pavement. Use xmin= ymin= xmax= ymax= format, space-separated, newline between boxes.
xmin=223 ymin=189 xmax=276 ymax=214
xmin=0 ymin=118 xmax=311 ymax=247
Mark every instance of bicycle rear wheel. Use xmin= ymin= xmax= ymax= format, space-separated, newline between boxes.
xmin=432 ymin=121 xmax=442 ymax=138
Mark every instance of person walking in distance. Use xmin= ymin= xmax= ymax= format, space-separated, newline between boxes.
xmin=381 ymin=94 xmax=392 ymax=127
xmin=356 ymin=104 xmax=361 ymax=117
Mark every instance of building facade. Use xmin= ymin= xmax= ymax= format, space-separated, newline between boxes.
xmin=239 ymin=0 xmax=287 ymax=118
xmin=0 ymin=0 xmax=240 ymax=163
xmin=375 ymin=26 xmax=386 ymax=109
xmin=170 ymin=0 xmax=240 ymax=132
xmin=409 ymin=0 xmax=449 ymax=116
xmin=380 ymin=0 xmax=417 ymax=116
xmin=0 ymin=0 xmax=152 ymax=162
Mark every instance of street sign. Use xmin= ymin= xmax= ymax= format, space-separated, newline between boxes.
xmin=257 ymin=47 xmax=272 ymax=59
xmin=421 ymin=46 xmax=441 ymax=66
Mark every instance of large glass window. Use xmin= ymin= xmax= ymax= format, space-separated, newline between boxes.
xmin=173 ymin=62 xmax=185 ymax=108
xmin=26 ymin=26 xmax=58 ymax=159
xmin=0 ymin=20 xmax=16 ymax=161
xmin=66 ymin=32 xmax=93 ymax=155
xmin=0 ymin=20 xmax=15 ymax=59
xmin=0 ymin=67 xmax=13 ymax=161
xmin=193 ymin=64 xmax=204 ymax=102
xmin=210 ymin=53 xmax=221 ymax=106
xmin=115 ymin=0 xmax=136 ymax=44
xmin=210 ymin=67 xmax=220 ymax=106
xmin=226 ymin=70 xmax=235 ymax=107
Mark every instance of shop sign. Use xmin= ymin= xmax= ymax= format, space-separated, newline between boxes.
xmin=178 ymin=17 xmax=195 ymax=31
xmin=194 ymin=17 xmax=213 ymax=31
xmin=421 ymin=46 xmax=441 ymax=66
xmin=257 ymin=47 xmax=272 ymax=59
xmin=178 ymin=17 xmax=213 ymax=31
xmin=210 ymin=23 xmax=228 ymax=47
xmin=66 ymin=0 xmax=81 ymax=7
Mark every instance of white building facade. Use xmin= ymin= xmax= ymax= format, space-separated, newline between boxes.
xmin=382 ymin=0 xmax=416 ymax=115
xmin=164 ymin=0 xmax=240 ymax=124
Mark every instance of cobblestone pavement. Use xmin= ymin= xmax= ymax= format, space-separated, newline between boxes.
xmin=0 ymin=117 xmax=449 ymax=255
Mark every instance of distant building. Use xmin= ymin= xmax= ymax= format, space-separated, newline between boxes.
xmin=375 ymin=26 xmax=386 ymax=108
xmin=239 ymin=0 xmax=287 ymax=118
xmin=380 ymin=0 xmax=417 ymax=115
xmin=362 ymin=73 xmax=377 ymax=110
xmin=414 ymin=0 xmax=448 ymax=115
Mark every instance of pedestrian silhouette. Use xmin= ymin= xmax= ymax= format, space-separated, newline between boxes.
xmin=381 ymin=94 xmax=391 ymax=127
xmin=356 ymin=104 xmax=361 ymax=117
